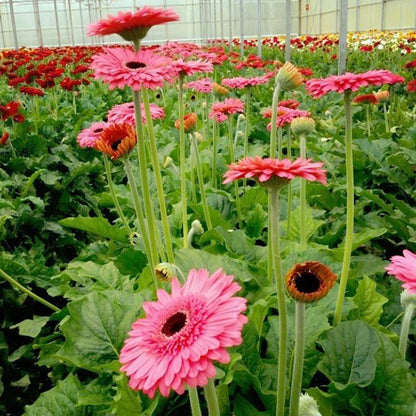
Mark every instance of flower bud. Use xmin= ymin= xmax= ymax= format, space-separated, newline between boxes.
xmin=275 ymin=62 xmax=304 ymax=91
xmin=155 ymin=263 xmax=177 ymax=283
xmin=299 ymin=393 xmax=322 ymax=416
xmin=291 ymin=117 xmax=315 ymax=136
xmin=401 ymin=290 xmax=416 ymax=309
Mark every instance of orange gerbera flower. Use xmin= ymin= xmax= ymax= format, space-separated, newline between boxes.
xmin=174 ymin=112 xmax=197 ymax=131
xmin=286 ymin=261 xmax=337 ymax=303
xmin=95 ymin=123 xmax=137 ymax=159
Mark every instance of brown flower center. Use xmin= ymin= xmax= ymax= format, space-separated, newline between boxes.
xmin=161 ymin=312 xmax=187 ymax=337
xmin=295 ymin=272 xmax=321 ymax=294
xmin=111 ymin=139 xmax=122 ymax=151
xmin=125 ymin=61 xmax=146 ymax=70
xmin=93 ymin=128 xmax=104 ymax=134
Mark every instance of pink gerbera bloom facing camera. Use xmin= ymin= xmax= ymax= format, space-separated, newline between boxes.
xmin=87 ymin=7 xmax=179 ymax=42
xmin=120 ymin=268 xmax=247 ymax=398
xmin=91 ymin=48 xmax=178 ymax=90
xmin=386 ymin=250 xmax=416 ymax=294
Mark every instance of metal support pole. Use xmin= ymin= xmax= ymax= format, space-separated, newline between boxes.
xmin=228 ymin=0 xmax=232 ymax=48
xmin=298 ymin=0 xmax=302 ymax=35
xmin=192 ymin=0 xmax=196 ymax=42
xmin=319 ymin=0 xmax=322 ymax=34
xmin=52 ymin=0 xmax=61 ymax=46
xmin=336 ymin=0 xmax=340 ymax=33
xmin=257 ymin=0 xmax=262 ymax=58
xmin=0 ymin=9 xmax=6 ymax=48
xmin=239 ymin=0 xmax=244 ymax=57
xmin=208 ymin=0 xmax=212 ymax=43
xmin=285 ymin=0 xmax=291 ymax=61
xmin=338 ymin=0 xmax=348 ymax=74
xmin=88 ymin=2 xmax=93 ymax=45
xmin=213 ymin=0 xmax=217 ymax=41
xmin=381 ymin=0 xmax=386 ymax=31
xmin=79 ymin=1 xmax=86 ymax=45
xmin=163 ymin=0 xmax=168 ymax=46
xmin=8 ymin=0 xmax=18 ymax=49
xmin=220 ymin=0 xmax=224 ymax=43
xmin=33 ymin=0 xmax=44 ymax=46
xmin=199 ymin=1 xmax=204 ymax=45
xmin=67 ymin=0 xmax=75 ymax=45
xmin=355 ymin=0 xmax=359 ymax=32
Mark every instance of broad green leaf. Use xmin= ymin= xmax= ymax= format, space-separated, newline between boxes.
xmin=336 ymin=227 xmax=387 ymax=252
xmin=306 ymin=388 xmax=334 ymax=416
xmin=350 ymin=276 xmax=388 ymax=327
xmin=24 ymin=374 xmax=82 ymax=416
xmin=318 ymin=320 xmax=380 ymax=390
xmin=11 ymin=316 xmax=49 ymax=338
xmin=111 ymin=375 xmax=143 ymax=416
xmin=114 ymin=247 xmax=147 ymax=275
xmin=56 ymin=290 xmax=150 ymax=373
xmin=233 ymin=395 xmax=271 ymax=416
xmin=59 ymin=216 xmax=128 ymax=242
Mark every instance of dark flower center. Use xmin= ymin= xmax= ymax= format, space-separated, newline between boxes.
xmin=125 ymin=61 xmax=146 ymax=70
xmin=128 ymin=104 xmax=134 ymax=109
xmin=294 ymin=272 xmax=321 ymax=293
xmin=93 ymin=128 xmax=104 ymax=134
xmin=161 ymin=312 xmax=187 ymax=337
xmin=111 ymin=139 xmax=122 ymax=151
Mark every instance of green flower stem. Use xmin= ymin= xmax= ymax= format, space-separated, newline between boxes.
xmin=286 ymin=130 xmax=293 ymax=237
xmin=228 ymin=117 xmax=243 ymax=225
xmin=366 ymin=105 xmax=371 ymax=137
xmin=243 ymin=89 xmax=251 ymax=159
xmin=270 ymin=186 xmax=288 ymax=416
xmin=132 ymin=90 xmax=161 ymax=269
xmin=191 ymin=134 xmax=212 ymax=230
xmin=178 ymin=74 xmax=189 ymax=248
xmin=33 ymin=96 xmax=39 ymax=134
xmin=334 ymin=90 xmax=354 ymax=326
xmin=124 ymin=157 xmax=158 ymax=289
xmin=0 ymin=267 xmax=59 ymax=312
xmin=103 ymin=155 xmax=132 ymax=236
xmin=211 ymin=121 xmax=217 ymax=188
xmin=190 ymin=142 xmax=198 ymax=203
xmin=141 ymin=88 xmax=174 ymax=263
xmin=289 ymin=302 xmax=306 ymax=416
xmin=383 ymin=102 xmax=389 ymax=133
xmin=299 ymin=134 xmax=307 ymax=250
xmin=277 ymin=127 xmax=283 ymax=159
xmin=399 ymin=303 xmax=415 ymax=358
xmin=188 ymin=387 xmax=202 ymax=416
xmin=269 ymin=83 xmax=281 ymax=158
xmin=204 ymin=378 xmax=220 ymax=416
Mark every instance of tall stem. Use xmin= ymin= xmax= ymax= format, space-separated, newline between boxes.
xmin=211 ymin=121 xmax=217 ymax=188
xmin=204 ymin=379 xmax=220 ymax=416
xmin=0 ymin=267 xmax=59 ymax=312
xmin=228 ymin=117 xmax=242 ymax=225
xmin=334 ymin=91 xmax=354 ymax=326
xmin=270 ymin=186 xmax=288 ymax=416
xmin=191 ymin=134 xmax=212 ymax=230
xmin=383 ymin=102 xmax=389 ymax=133
xmin=269 ymin=83 xmax=281 ymax=158
xmin=243 ymin=89 xmax=251 ymax=159
xmin=289 ymin=302 xmax=306 ymax=416
xmin=103 ymin=155 xmax=131 ymax=236
xmin=124 ymin=157 xmax=158 ymax=289
xmin=277 ymin=127 xmax=283 ymax=159
xmin=132 ymin=90 xmax=160 ymax=269
xmin=365 ymin=105 xmax=371 ymax=137
xmin=141 ymin=88 xmax=174 ymax=263
xmin=188 ymin=387 xmax=203 ymax=416
xmin=299 ymin=135 xmax=307 ymax=250
xmin=286 ymin=130 xmax=293 ymax=237
xmin=178 ymin=74 xmax=189 ymax=248
xmin=399 ymin=303 xmax=414 ymax=358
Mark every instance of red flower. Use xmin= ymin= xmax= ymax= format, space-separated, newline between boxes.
xmin=306 ymin=70 xmax=404 ymax=98
xmin=279 ymin=99 xmax=300 ymax=109
xmin=0 ymin=132 xmax=9 ymax=145
xmin=404 ymin=59 xmax=416 ymax=70
xmin=209 ymin=98 xmax=244 ymax=123
xmin=353 ymin=93 xmax=377 ymax=104
xmin=360 ymin=45 xmax=373 ymax=52
xmin=73 ymin=65 xmax=90 ymax=74
xmin=221 ymin=75 xmax=270 ymax=89
xmin=406 ymin=79 xmax=416 ymax=92
xmin=19 ymin=86 xmax=44 ymax=96
xmin=13 ymin=114 xmax=25 ymax=123
xmin=223 ymin=156 xmax=327 ymax=186
xmin=173 ymin=59 xmax=213 ymax=77
xmin=87 ymin=7 xmax=179 ymax=41
xmin=0 ymin=101 xmax=20 ymax=120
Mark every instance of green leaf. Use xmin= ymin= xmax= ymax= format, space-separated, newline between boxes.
xmin=114 ymin=247 xmax=147 ymax=275
xmin=318 ymin=320 xmax=380 ymax=390
xmin=59 ymin=216 xmax=128 ymax=242
xmin=233 ymin=395 xmax=271 ymax=416
xmin=336 ymin=227 xmax=387 ymax=252
xmin=24 ymin=374 xmax=82 ymax=416
xmin=11 ymin=316 xmax=49 ymax=338
xmin=56 ymin=290 xmax=150 ymax=373
xmin=350 ymin=276 xmax=388 ymax=327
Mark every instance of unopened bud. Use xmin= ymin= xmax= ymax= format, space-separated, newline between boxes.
xmin=299 ymin=393 xmax=322 ymax=416
xmin=291 ymin=117 xmax=315 ymax=137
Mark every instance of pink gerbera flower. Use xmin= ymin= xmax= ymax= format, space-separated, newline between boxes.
xmin=185 ymin=78 xmax=213 ymax=93
xmin=87 ymin=7 xmax=179 ymax=41
xmin=91 ymin=48 xmax=177 ymax=90
xmin=108 ymin=102 xmax=165 ymax=125
xmin=77 ymin=121 xmax=108 ymax=148
xmin=266 ymin=107 xmax=311 ymax=129
xmin=306 ymin=70 xmax=404 ymax=98
xmin=173 ymin=59 xmax=214 ymax=77
xmin=209 ymin=98 xmax=244 ymax=123
xmin=223 ymin=156 xmax=327 ymax=187
xmin=386 ymin=250 xmax=416 ymax=294
xmin=221 ymin=75 xmax=270 ymax=89
xmin=120 ymin=268 xmax=247 ymax=398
